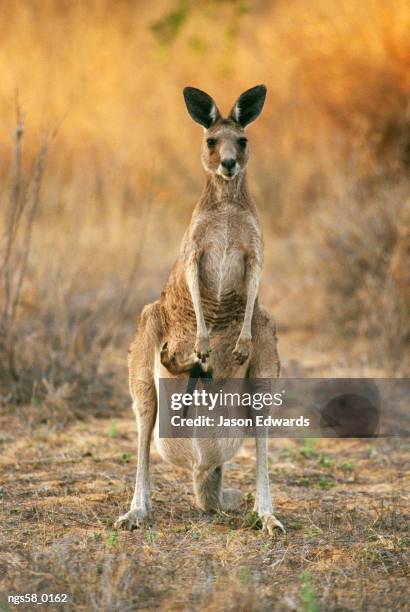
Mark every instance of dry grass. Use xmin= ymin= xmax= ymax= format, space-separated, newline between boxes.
xmin=0 ymin=1 xmax=409 ymax=609
xmin=1 ymin=396 xmax=408 ymax=609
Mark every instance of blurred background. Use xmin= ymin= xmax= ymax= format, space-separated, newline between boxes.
xmin=0 ymin=0 xmax=409 ymax=414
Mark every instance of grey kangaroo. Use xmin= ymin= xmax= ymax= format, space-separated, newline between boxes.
xmin=115 ymin=85 xmax=285 ymax=535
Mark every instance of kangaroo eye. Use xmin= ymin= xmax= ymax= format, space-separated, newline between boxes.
xmin=206 ymin=138 xmax=217 ymax=148
xmin=238 ymin=137 xmax=248 ymax=148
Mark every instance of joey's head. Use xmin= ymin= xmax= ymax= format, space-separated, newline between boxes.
xmin=183 ymin=85 xmax=267 ymax=181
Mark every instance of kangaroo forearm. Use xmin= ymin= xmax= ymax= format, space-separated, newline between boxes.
xmin=241 ymin=266 xmax=260 ymax=337
xmin=185 ymin=261 xmax=208 ymax=338
xmin=241 ymin=253 xmax=262 ymax=337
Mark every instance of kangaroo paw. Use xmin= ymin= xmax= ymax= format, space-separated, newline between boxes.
xmin=195 ymin=335 xmax=211 ymax=362
xmin=232 ymin=335 xmax=252 ymax=364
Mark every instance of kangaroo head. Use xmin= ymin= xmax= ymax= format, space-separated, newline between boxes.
xmin=183 ymin=85 xmax=267 ymax=181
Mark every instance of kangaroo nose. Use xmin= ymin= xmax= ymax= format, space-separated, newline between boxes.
xmin=221 ymin=158 xmax=236 ymax=171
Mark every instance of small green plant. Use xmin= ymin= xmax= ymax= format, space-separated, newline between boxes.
xmin=106 ymin=531 xmax=118 ymax=547
xmin=290 ymin=521 xmax=303 ymax=530
xmin=245 ymin=511 xmax=262 ymax=530
xmin=305 ymin=525 xmax=322 ymax=538
xmin=318 ymin=478 xmax=335 ymax=490
xmin=340 ymin=461 xmax=355 ymax=471
xmin=319 ymin=455 xmax=334 ymax=468
xmin=120 ymin=452 xmax=132 ymax=463
xmin=146 ymin=527 xmax=155 ymax=544
xmin=300 ymin=571 xmax=319 ymax=612
xmin=300 ymin=439 xmax=318 ymax=458
xmin=238 ymin=566 xmax=251 ymax=585
xmin=245 ymin=492 xmax=254 ymax=505
xmin=108 ymin=420 xmax=118 ymax=438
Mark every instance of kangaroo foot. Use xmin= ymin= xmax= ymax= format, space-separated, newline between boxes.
xmin=160 ymin=342 xmax=199 ymax=374
xmin=115 ymin=507 xmax=149 ymax=531
xmin=258 ymin=512 xmax=286 ymax=536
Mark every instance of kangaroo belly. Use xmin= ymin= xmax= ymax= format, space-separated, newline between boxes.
xmin=199 ymin=249 xmax=246 ymax=330
xmin=199 ymin=245 xmax=245 ymax=299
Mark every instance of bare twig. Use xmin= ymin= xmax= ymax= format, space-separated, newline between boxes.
xmin=96 ymin=174 xmax=156 ymax=348
xmin=10 ymin=142 xmax=48 ymax=322
xmin=1 ymin=93 xmax=25 ymax=326
xmin=117 ymin=188 xmax=154 ymax=317
xmin=0 ymin=102 xmax=60 ymax=385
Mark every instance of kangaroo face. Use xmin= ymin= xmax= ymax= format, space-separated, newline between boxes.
xmin=183 ymin=85 xmax=267 ymax=181
xmin=201 ymin=121 xmax=248 ymax=181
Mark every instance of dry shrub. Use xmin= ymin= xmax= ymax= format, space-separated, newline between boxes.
xmin=313 ymin=181 xmax=409 ymax=371
xmin=0 ymin=116 xmax=144 ymax=415
xmin=0 ymin=107 xmax=53 ymax=405
xmin=2 ymin=289 xmax=125 ymax=415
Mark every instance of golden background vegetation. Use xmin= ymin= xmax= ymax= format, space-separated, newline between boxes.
xmin=0 ymin=0 xmax=409 ymax=403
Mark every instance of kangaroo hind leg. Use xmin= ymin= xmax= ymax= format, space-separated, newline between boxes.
xmin=116 ymin=302 xmax=161 ymax=530
xmin=248 ymin=306 xmax=285 ymax=535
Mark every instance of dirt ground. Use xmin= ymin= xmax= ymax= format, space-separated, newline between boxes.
xmin=1 ymin=331 xmax=409 ymax=611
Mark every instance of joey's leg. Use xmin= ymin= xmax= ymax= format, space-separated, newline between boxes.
xmin=193 ymin=465 xmax=223 ymax=511
xmin=160 ymin=341 xmax=199 ymax=375
xmin=233 ymin=254 xmax=262 ymax=364
xmin=193 ymin=465 xmax=242 ymax=512
xmin=115 ymin=383 xmax=156 ymax=530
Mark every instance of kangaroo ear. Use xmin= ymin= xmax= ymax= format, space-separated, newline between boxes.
xmin=183 ymin=87 xmax=220 ymax=128
xmin=229 ymin=85 xmax=267 ymax=127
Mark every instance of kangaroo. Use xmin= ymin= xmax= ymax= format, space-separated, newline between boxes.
xmin=115 ymin=85 xmax=285 ymax=535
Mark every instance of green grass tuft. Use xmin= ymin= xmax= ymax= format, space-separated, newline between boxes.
xmin=300 ymin=571 xmax=319 ymax=612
